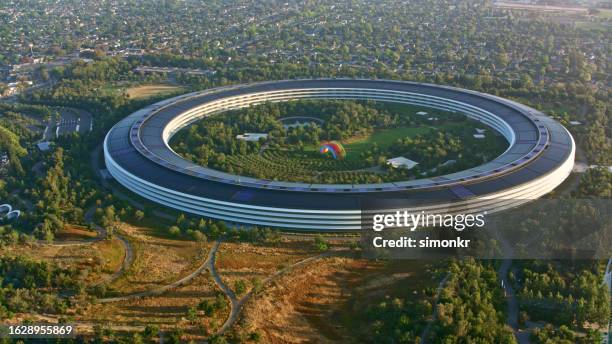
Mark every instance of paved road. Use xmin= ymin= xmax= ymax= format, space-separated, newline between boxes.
xmin=495 ymin=221 xmax=532 ymax=344
xmin=40 ymin=206 xmax=134 ymax=289
xmin=97 ymin=240 xmax=216 ymax=303
xmin=212 ymin=244 xmax=341 ymax=335
xmin=499 ymin=259 xmax=530 ymax=344
xmin=420 ymin=273 xmax=451 ymax=344
xmin=495 ymin=150 xmax=591 ymax=344
xmin=40 ymin=206 xmax=107 ymax=247
xmin=0 ymin=81 xmax=52 ymax=103
xmin=90 ymin=233 xmax=134 ymax=288
xmin=207 ymin=241 xmax=238 ymax=334
xmin=602 ymin=258 xmax=611 ymax=344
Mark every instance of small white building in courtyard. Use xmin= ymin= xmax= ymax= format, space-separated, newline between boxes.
xmin=387 ymin=157 xmax=419 ymax=170
xmin=236 ymin=133 xmax=268 ymax=142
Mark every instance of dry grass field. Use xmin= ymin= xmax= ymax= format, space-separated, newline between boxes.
xmin=125 ymin=84 xmax=184 ymax=99
xmin=214 ymin=239 xmax=321 ymax=296
xmin=79 ymin=273 xmax=228 ymax=340
xmin=0 ymin=230 xmax=125 ymax=286
xmin=234 ymin=256 xmax=441 ymax=343
xmin=105 ymin=223 xmax=209 ymax=295
xmin=53 ymin=224 xmax=98 ymax=241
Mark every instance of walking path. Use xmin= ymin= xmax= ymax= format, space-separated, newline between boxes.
xmin=419 ymin=273 xmax=451 ymax=344
xmin=98 ymin=240 xmax=218 ymax=303
xmin=602 ymin=258 xmax=611 ymax=344
xmin=55 ymin=237 xmax=337 ymax=337
xmin=90 ymin=234 xmax=133 ymax=288
xmin=212 ymin=245 xmax=340 ymax=334
xmin=499 ymin=259 xmax=530 ymax=344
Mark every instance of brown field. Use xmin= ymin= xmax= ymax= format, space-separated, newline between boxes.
xmin=106 ymin=223 xmax=209 ymax=295
xmin=126 ymin=84 xmax=184 ymax=99
xmin=215 ymin=239 xmax=320 ymax=296
xmin=234 ymin=256 xmax=441 ymax=343
xmin=493 ymin=2 xmax=588 ymax=13
xmin=54 ymin=224 xmax=98 ymax=241
xmin=0 ymin=237 xmax=125 ymax=286
xmin=79 ymin=273 xmax=228 ymax=340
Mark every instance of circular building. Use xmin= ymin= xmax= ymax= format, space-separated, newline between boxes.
xmin=104 ymin=79 xmax=575 ymax=231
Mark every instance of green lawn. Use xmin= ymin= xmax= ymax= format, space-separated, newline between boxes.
xmin=173 ymin=100 xmax=508 ymax=183
xmin=344 ymin=126 xmax=432 ymax=159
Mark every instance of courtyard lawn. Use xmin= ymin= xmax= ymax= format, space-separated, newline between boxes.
xmin=344 ymin=126 xmax=432 ymax=159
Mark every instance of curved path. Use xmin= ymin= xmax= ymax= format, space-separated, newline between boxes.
xmin=207 ymin=241 xmax=238 ymax=334
xmin=499 ymin=259 xmax=530 ymax=344
xmin=97 ymin=240 xmax=218 ymax=303
xmin=36 ymin=204 xmax=134 ymax=288
xmin=89 ymin=233 xmax=133 ymax=288
xmin=496 ymin=152 xmax=589 ymax=344
xmin=420 ymin=272 xmax=451 ymax=344
xmin=39 ymin=206 xmax=108 ymax=247
xmin=83 ymin=206 xmax=134 ymax=288
xmin=603 ymin=258 xmax=611 ymax=344
xmin=211 ymin=243 xmax=341 ymax=335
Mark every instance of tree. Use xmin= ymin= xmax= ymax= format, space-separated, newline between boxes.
xmin=209 ymin=335 xmax=229 ymax=344
xmin=168 ymin=225 xmax=181 ymax=237
xmin=198 ymin=299 xmax=216 ymax=316
xmin=189 ymin=229 xmax=205 ymax=242
xmin=134 ymin=209 xmax=145 ymax=222
xmin=142 ymin=325 xmax=159 ymax=340
xmin=187 ymin=305 xmax=198 ymax=323
xmin=314 ymin=234 xmax=328 ymax=251
xmin=234 ymin=280 xmax=247 ymax=295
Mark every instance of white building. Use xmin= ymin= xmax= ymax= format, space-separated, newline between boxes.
xmin=387 ymin=157 xmax=419 ymax=169
xmin=416 ymin=111 xmax=428 ymax=116
xmin=236 ymin=133 xmax=268 ymax=142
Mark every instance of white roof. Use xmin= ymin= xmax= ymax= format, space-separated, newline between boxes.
xmin=236 ymin=133 xmax=268 ymax=141
xmin=473 ymin=134 xmax=486 ymax=139
xmin=416 ymin=111 xmax=428 ymax=115
xmin=387 ymin=157 xmax=419 ymax=169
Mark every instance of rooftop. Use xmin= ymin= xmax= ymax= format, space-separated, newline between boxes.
xmin=387 ymin=157 xmax=419 ymax=169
